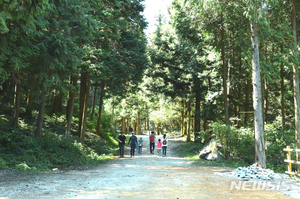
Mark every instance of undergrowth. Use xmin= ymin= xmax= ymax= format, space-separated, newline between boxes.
xmin=177 ymin=141 xmax=256 ymax=169
xmin=176 ymin=121 xmax=293 ymax=174
xmin=0 ymin=102 xmax=118 ymax=173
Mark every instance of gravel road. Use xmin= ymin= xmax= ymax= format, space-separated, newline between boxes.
xmin=0 ymin=134 xmax=293 ymax=199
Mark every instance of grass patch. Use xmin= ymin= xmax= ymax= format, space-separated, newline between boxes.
xmin=0 ymin=102 xmax=118 ymax=174
xmin=0 ymin=129 xmax=116 ymax=173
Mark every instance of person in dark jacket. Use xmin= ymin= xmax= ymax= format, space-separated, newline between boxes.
xmin=128 ymin=133 xmax=138 ymax=157
xmin=118 ymin=131 xmax=126 ymax=158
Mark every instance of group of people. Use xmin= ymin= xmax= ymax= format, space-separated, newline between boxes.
xmin=117 ymin=131 xmax=168 ymax=158
xmin=149 ymin=131 xmax=168 ymax=157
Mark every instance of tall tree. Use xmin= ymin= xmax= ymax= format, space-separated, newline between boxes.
xmin=291 ymin=0 xmax=300 ymax=145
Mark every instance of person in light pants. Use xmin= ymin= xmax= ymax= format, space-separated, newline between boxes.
xmin=162 ymin=134 xmax=167 ymax=157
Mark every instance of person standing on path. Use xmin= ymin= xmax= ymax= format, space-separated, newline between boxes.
xmin=128 ymin=133 xmax=138 ymax=157
xmin=149 ymin=131 xmax=156 ymax=154
xmin=138 ymin=137 xmax=143 ymax=154
xmin=118 ymin=131 xmax=126 ymax=158
xmin=162 ymin=134 xmax=168 ymax=157
xmin=157 ymin=139 xmax=162 ymax=155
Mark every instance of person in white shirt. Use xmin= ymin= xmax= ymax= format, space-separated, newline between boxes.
xmin=162 ymin=134 xmax=168 ymax=157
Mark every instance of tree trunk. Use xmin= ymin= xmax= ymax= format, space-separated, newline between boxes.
xmin=157 ymin=123 xmax=161 ymax=135
xmin=183 ymin=99 xmax=187 ymax=136
xmin=80 ymin=72 xmax=91 ymax=143
xmin=250 ymin=19 xmax=266 ymax=168
xmin=58 ymin=93 xmax=63 ymax=113
xmin=136 ymin=112 xmax=140 ymax=135
xmin=292 ymin=0 xmax=300 ymax=145
xmin=238 ymin=50 xmax=242 ymax=126
xmin=126 ymin=118 xmax=130 ymax=134
xmin=78 ymin=70 xmax=87 ymax=137
xmin=26 ymin=75 xmax=35 ymax=117
xmin=181 ymin=101 xmax=184 ymax=136
xmin=78 ymin=71 xmax=91 ymax=143
xmin=36 ymin=85 xmax=47 ymax=138
xmin=96 ymin=83 xmax=105 ymax=135
xmin=35 ymin=64 xmax=49 ymax=138
xmin=280 ymin=61 xmax=285 ymax=128
xmin=51 ymin=92 xmax=57 ymax=114
xmin=264 ymin=78 xmax=268 ymax=114
xmin=133 ymin=120 xmax=136 ymax=132
xmin=11 ymin=81 xmax=21 ymax=128
xmin=221 ymin=14 xmax=230 ymax=155
xmin=147 ymin=109 xmax=150 ymax=130
xmin=187 ymin=103 xmax=191 ymax=142
xmin=195 ymin=89 xmax=201 ymax=134
xmin=121 ymin=117 xmax=126 ymax=133
xmin=244 ymin=75 xmax=250 ymax=125
xmin=231 ymin=30 xmax=237 ymax=124
xmin=90 ymin=84 xmax=98 ymax=120
xmin=66 ymin=75 xmax=78 ymax=138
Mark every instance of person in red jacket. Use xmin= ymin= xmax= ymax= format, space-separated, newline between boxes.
xmin=149 ymin=131 xmax=156 ymax=154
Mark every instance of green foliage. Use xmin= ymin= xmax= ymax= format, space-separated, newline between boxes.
xmin=265 ymin=123 xmax=295 ymax=173
xmin=176 ymin=141 xmax=205 ymax=160
xmin=0 ymin=103 xmax=118 ymax=173
xmin=208 ymin=122 xmax=254 ymax=164
xmin=176 ymin=140 xmax=249 ymax=168
xmin=180 ymin=119 xmax=295 ymax=173
xmin=0 ymin=129 xmax=115 ymax=172
xmin=15 ymin=162 xmax=37 ymax=172
xmin=0 ymin=157 xmax=8 ymax=169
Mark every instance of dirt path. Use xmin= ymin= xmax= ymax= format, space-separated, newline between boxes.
xmin=0 ymin=135 xmax=293 ymax=199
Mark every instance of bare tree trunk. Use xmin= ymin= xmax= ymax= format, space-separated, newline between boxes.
xmin=291 ymin=0 xmax=300 ymax=145
xmin=221 ymin=14 xmax=230 ymax=155
xmin=36 ymin=85 xmax=47 ymax=138
xmin=12 ymin=81 xmax=21 ymax=128
xmin=133 ymin=120 xmax=136 ymax=133
xmin=136 ymin=112 xmax=140 ymax=135
xmin=250 ymin=19 xmax=266 ymax=168
xmin=195 ymin=89 xmax=201 ymax=134
xmin=78 ymin=70 xmax=86 ymax=137
xmin=96 ymin=83 xmax=105 ymax=135
xmin=181 ymin=101 xmax=184 ymax=136
xmin=238 ymin=50 xmax=242 ymax=125
xmin=126 ymin=118 xmax=130 ymax=134
xmin=121 ymin=117 xmax=126 ymax=133
xmin=183 ymin=99 xmax=187 ymax=136
xmin=244 ymin=75 xmax=250 ymax=125
xmin=264 ymin=78 xmax=268 ymax=113
xmin=157 ymin=123 xmax=161 ymax=135
xmin=66 ymin=75 xmax=78 ymax=138
xmin=78 ymin=71 xmax=91 ymax=143
xmin=147 ymin=115 xmax=149 ymax=130
xmin=26 ymin=75 xmax=35 ymax=117
xmin=58 ymin=93 xmax=63 ymax=113
xmin=80 ymin=73 xmax=91 ymax=143
xmin=187 ymin=103 xmax=191 ymax=142
xmin=280 ymin=62 xmax=285 ymax=128
xmin=90 ymin=84 xmax=98 ymax=120
xmin=35 ymin=64 xmax=49 ymax=138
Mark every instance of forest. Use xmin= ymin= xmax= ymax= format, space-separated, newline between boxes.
xmin=0 ymin=0 xmax=299 ymax=174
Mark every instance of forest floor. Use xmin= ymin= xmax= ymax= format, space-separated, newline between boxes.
xmin=0 ymin=134 xmax=297 ymax=199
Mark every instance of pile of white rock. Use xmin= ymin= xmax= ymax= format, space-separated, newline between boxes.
xmin=229 ymin=164 xmax=283 ymax=181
